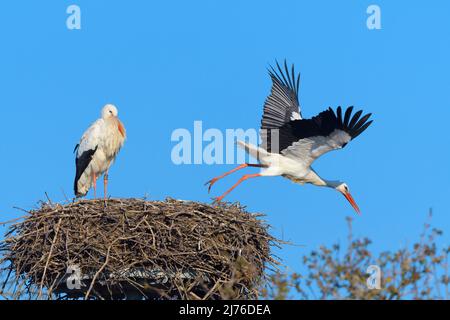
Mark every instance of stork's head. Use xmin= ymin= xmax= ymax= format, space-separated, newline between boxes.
xmin=335 ymin=183 xmax=361 ymax=215
xmin=101 ymin=104 xmax=119 ymax=119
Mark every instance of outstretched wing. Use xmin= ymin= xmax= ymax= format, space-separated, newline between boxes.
xmin=261 ymin=60 xmax=301 ymax=129
xmin=260 ymin=61 xmax=301 ymax=152
xmin=279 ymin=106 xmax=373 ymax=166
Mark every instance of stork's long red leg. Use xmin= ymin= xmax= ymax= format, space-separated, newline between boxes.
xmin=104 ymin=171 xmax=109 ymax=201
xmin=92 ymin=172 xmax=97 ymax=199
xmin=205 ymin=163 xmax=265 ymax=193
xmin=213 ymin=173 xmax=261 ymax=204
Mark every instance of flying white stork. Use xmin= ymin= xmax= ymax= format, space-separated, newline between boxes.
xmin=74 ymin=104 xmax=126 ymax=199
xmin=206 ymin=61 xmax=373 ymax=214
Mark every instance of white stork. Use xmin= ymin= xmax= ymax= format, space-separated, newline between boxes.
xmin=74 ymin=104 xmax=126 ymax=199
xmin=206 ymin=61 xmax=373 ymax=214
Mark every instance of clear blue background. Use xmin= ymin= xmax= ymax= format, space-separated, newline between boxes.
xmin=0 ymin=0 xmax=449 ymax=280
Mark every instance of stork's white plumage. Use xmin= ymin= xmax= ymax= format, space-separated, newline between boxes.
xmin=207 ymin=61 xmax=373 ymax=214
xmin=74 ymin=104 xmax=126 ymax=199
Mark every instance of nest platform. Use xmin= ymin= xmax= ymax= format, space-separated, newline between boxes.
xmin=0 ymin=198 xmax=279 ymax=300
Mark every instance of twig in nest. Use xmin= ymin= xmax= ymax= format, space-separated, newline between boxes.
xmin=85 ymin=245 xmax=112 ymax=300
xmin=38 ymin=218 xmax=62 ymax=299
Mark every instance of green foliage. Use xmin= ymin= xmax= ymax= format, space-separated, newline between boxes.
xmin=262 ymin=215 xmax=450 ymax=300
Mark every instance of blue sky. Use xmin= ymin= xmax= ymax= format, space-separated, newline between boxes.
xmin=0 ymin=0 xmax=449 ymax=277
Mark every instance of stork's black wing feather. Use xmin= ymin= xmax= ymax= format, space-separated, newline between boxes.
xmin=261 ymin=60 xmax=301 ymax=130
xmin=271 ymin=107 xmax=372 ymax=162
xmin=260 ymin=60 xmax=302 ymax=151
xmin=74 ymin=146 xmax=98 ymax=196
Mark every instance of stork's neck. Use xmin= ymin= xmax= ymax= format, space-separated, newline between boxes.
xmin=309 ymin=169 xmax=342 ymax=188
xmin=323 ymin=179 xmax=342 ymax=189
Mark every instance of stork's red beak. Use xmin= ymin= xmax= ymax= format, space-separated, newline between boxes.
xmin=343 ymin=192 xmax=361 ymax=215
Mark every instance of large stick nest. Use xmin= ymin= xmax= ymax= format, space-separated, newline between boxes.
xmin=0 ymin=198 xmax=280 ymax=300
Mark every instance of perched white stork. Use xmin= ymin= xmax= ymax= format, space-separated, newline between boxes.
xmin=206 ymin=61 xmax=373 ymax=214
xmin=74 ymin=104 xmax=126 ymax=199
